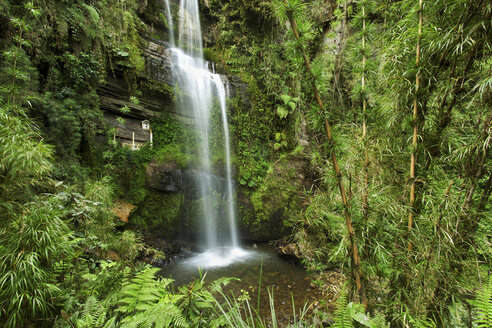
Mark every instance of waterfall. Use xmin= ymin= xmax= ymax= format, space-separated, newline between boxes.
xmin=163 ymin=0 xmax=175 ymax=46
xmin=178 ymin=0 xmax=203 ymax=58
xmin=211 ymin=75 xmax=239 ymax=248
xmin=167 ymin=0 xmax=241 ymax=260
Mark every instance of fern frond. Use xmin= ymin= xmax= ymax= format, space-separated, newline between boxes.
xmin=209 ymin=277 xmax=238 ymax=294
xmin=333 ymin=285 xmax=354 ymax=328
xmin=102 ymin=317 xmax=117 ymax=328
xmin=408 ymin=315 xmax=437 ymax=328
xmin=475 ymin=275 xmax=492 ymax=328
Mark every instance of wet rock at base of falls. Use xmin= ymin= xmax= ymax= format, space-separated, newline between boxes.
xmin=277 ymin=243 xmax=302 ymax=260
xmin=140 ymin=232 xmax=185 ymax=266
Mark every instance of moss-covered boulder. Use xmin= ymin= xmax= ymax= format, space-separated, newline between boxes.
xmin=238 ymin=154 xmax=312 ymax=241
xmin=129 ymin=191 xmax=184 ymax=239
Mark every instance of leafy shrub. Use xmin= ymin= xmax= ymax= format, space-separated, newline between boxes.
xmin=110 ymin=230 xmax=144 ymax=262
xmin=0 ymin=198 xmax=73 ymax=327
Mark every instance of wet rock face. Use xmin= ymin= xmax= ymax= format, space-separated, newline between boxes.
xmin=140 ymin=162 xmax=235 ymax=242
xmin=225 ymin=75 xmax=251 ymax=114
xmin=142 ymin=159 xmax=305 ymax=243
xmin=145 ymin=162 xmax=227 ymax=200
xmin=237 ymin=196 xmax=289 ymax=242
xmin=146 ymin=161 xmax=182 ymax=193
xmin=148 ymin=167 xmax=183 ymax=193
xmin=145 ymin=41 xmax=173 ymax=85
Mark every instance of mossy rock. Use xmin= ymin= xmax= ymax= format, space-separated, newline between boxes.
xmin=129 ymin=191 xmax=184 ymax=239
xmin=238 ymin=154 xmax=310 ymax=241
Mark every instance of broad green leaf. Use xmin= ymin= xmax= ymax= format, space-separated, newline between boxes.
xmin=277 ymin=106 xmax=289 ymax=119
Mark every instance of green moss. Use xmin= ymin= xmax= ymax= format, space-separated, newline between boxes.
xmin=250 ymin=159 xmax=299 ymax=224
xmin=142 ymin=80 xmax=176 ymax=102
xmin=130 ymin=192 xmax=184 ymax=234
xmin=230 ymin=88 xmax=273 ymax=189
xmin=154 ymin=144 xmax=196 ymax=169
xmin=239 ymin=204 xmax=255 ymax=226
xmin=150 ymin=114 xmax=199 ymax=168
xmin=203 ymin=47 xmax=220 ymax=64
xmin=240 ymin=154 xmax=304 ymax=240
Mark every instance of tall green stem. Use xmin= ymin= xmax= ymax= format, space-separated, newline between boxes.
xmin=408 ymin=0 xmax=423 ymax=251
xmin=283 ymin=0 xmax=367 ymax=310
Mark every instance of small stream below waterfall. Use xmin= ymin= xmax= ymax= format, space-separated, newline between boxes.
xmin=160 ymin=244 xmax=320 ymax=324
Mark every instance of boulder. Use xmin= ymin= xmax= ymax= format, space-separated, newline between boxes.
xmin=238 ymin=154 xmax=314 ymax=242
xmin=111 ymin=201 xmax=137 ymax=223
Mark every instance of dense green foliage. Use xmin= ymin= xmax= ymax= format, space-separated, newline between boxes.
xmin=263 ymin=0 xmax=490 ymax=326
xmin=206 ymin=0 xmax=491 ymax=326
xmin=0 ymin=0 xmax=490 ymax=327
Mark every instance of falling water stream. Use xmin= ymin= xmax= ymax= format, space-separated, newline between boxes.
xmin=167 ymin=0 xmax=241 ymax=266
xmin=213 ymin=75 xmax=239 ymax=248
xmin=163 ymin=0 xmax=175 ymax=46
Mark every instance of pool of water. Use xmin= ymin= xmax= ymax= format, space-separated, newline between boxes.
xmin=160 ymin=244 xmax=321 ymax=324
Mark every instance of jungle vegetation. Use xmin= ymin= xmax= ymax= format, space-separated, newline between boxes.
xmin=0 ymin=0 xmax=490 ymax=327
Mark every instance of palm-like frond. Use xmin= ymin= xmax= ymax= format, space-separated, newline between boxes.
xmin=474 ymin=275 xmax=492 ymax=328
xmin=333 ymin=286 xmax=354 ymax=328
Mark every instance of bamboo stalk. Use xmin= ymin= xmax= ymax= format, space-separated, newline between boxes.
xmin=408 ymin=0 xmax=423 ymax=251
xmin=362 ymin=1 xmax=369 ymax=221
xmin=283 ymin=1 xmax=368 ymax=310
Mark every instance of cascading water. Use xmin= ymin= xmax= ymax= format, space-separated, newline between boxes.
xmin=213 ymin=75 xmax=239 ymax=249
xmin=166 ymin=0 xmax=243 ymax=266
xmin=163 ymin=0 xmax=175 ymax=46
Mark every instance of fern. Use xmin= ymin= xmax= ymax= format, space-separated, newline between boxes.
xmin=73 ymin=295 xmax=117 ymax=328
xmin=81 ymin=4 xmax=100 ymax=24
xmin=333 ymin=286 xmax=354 ymax=328
xmin=407 ymin=315 xmax=437 ymax=328
xmin=208 ymin=276 xmax=238 ymax=293
xmin=119 ymin=299 xmax=188 ymax=328
xmin=474 ymin=275 xmax=492 ymax=328
xmin=116 ymin=266 xmax=188 ymax=327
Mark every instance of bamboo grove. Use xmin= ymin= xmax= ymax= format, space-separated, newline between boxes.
xmin=274 ymin=0 xmax=491 ymax=326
